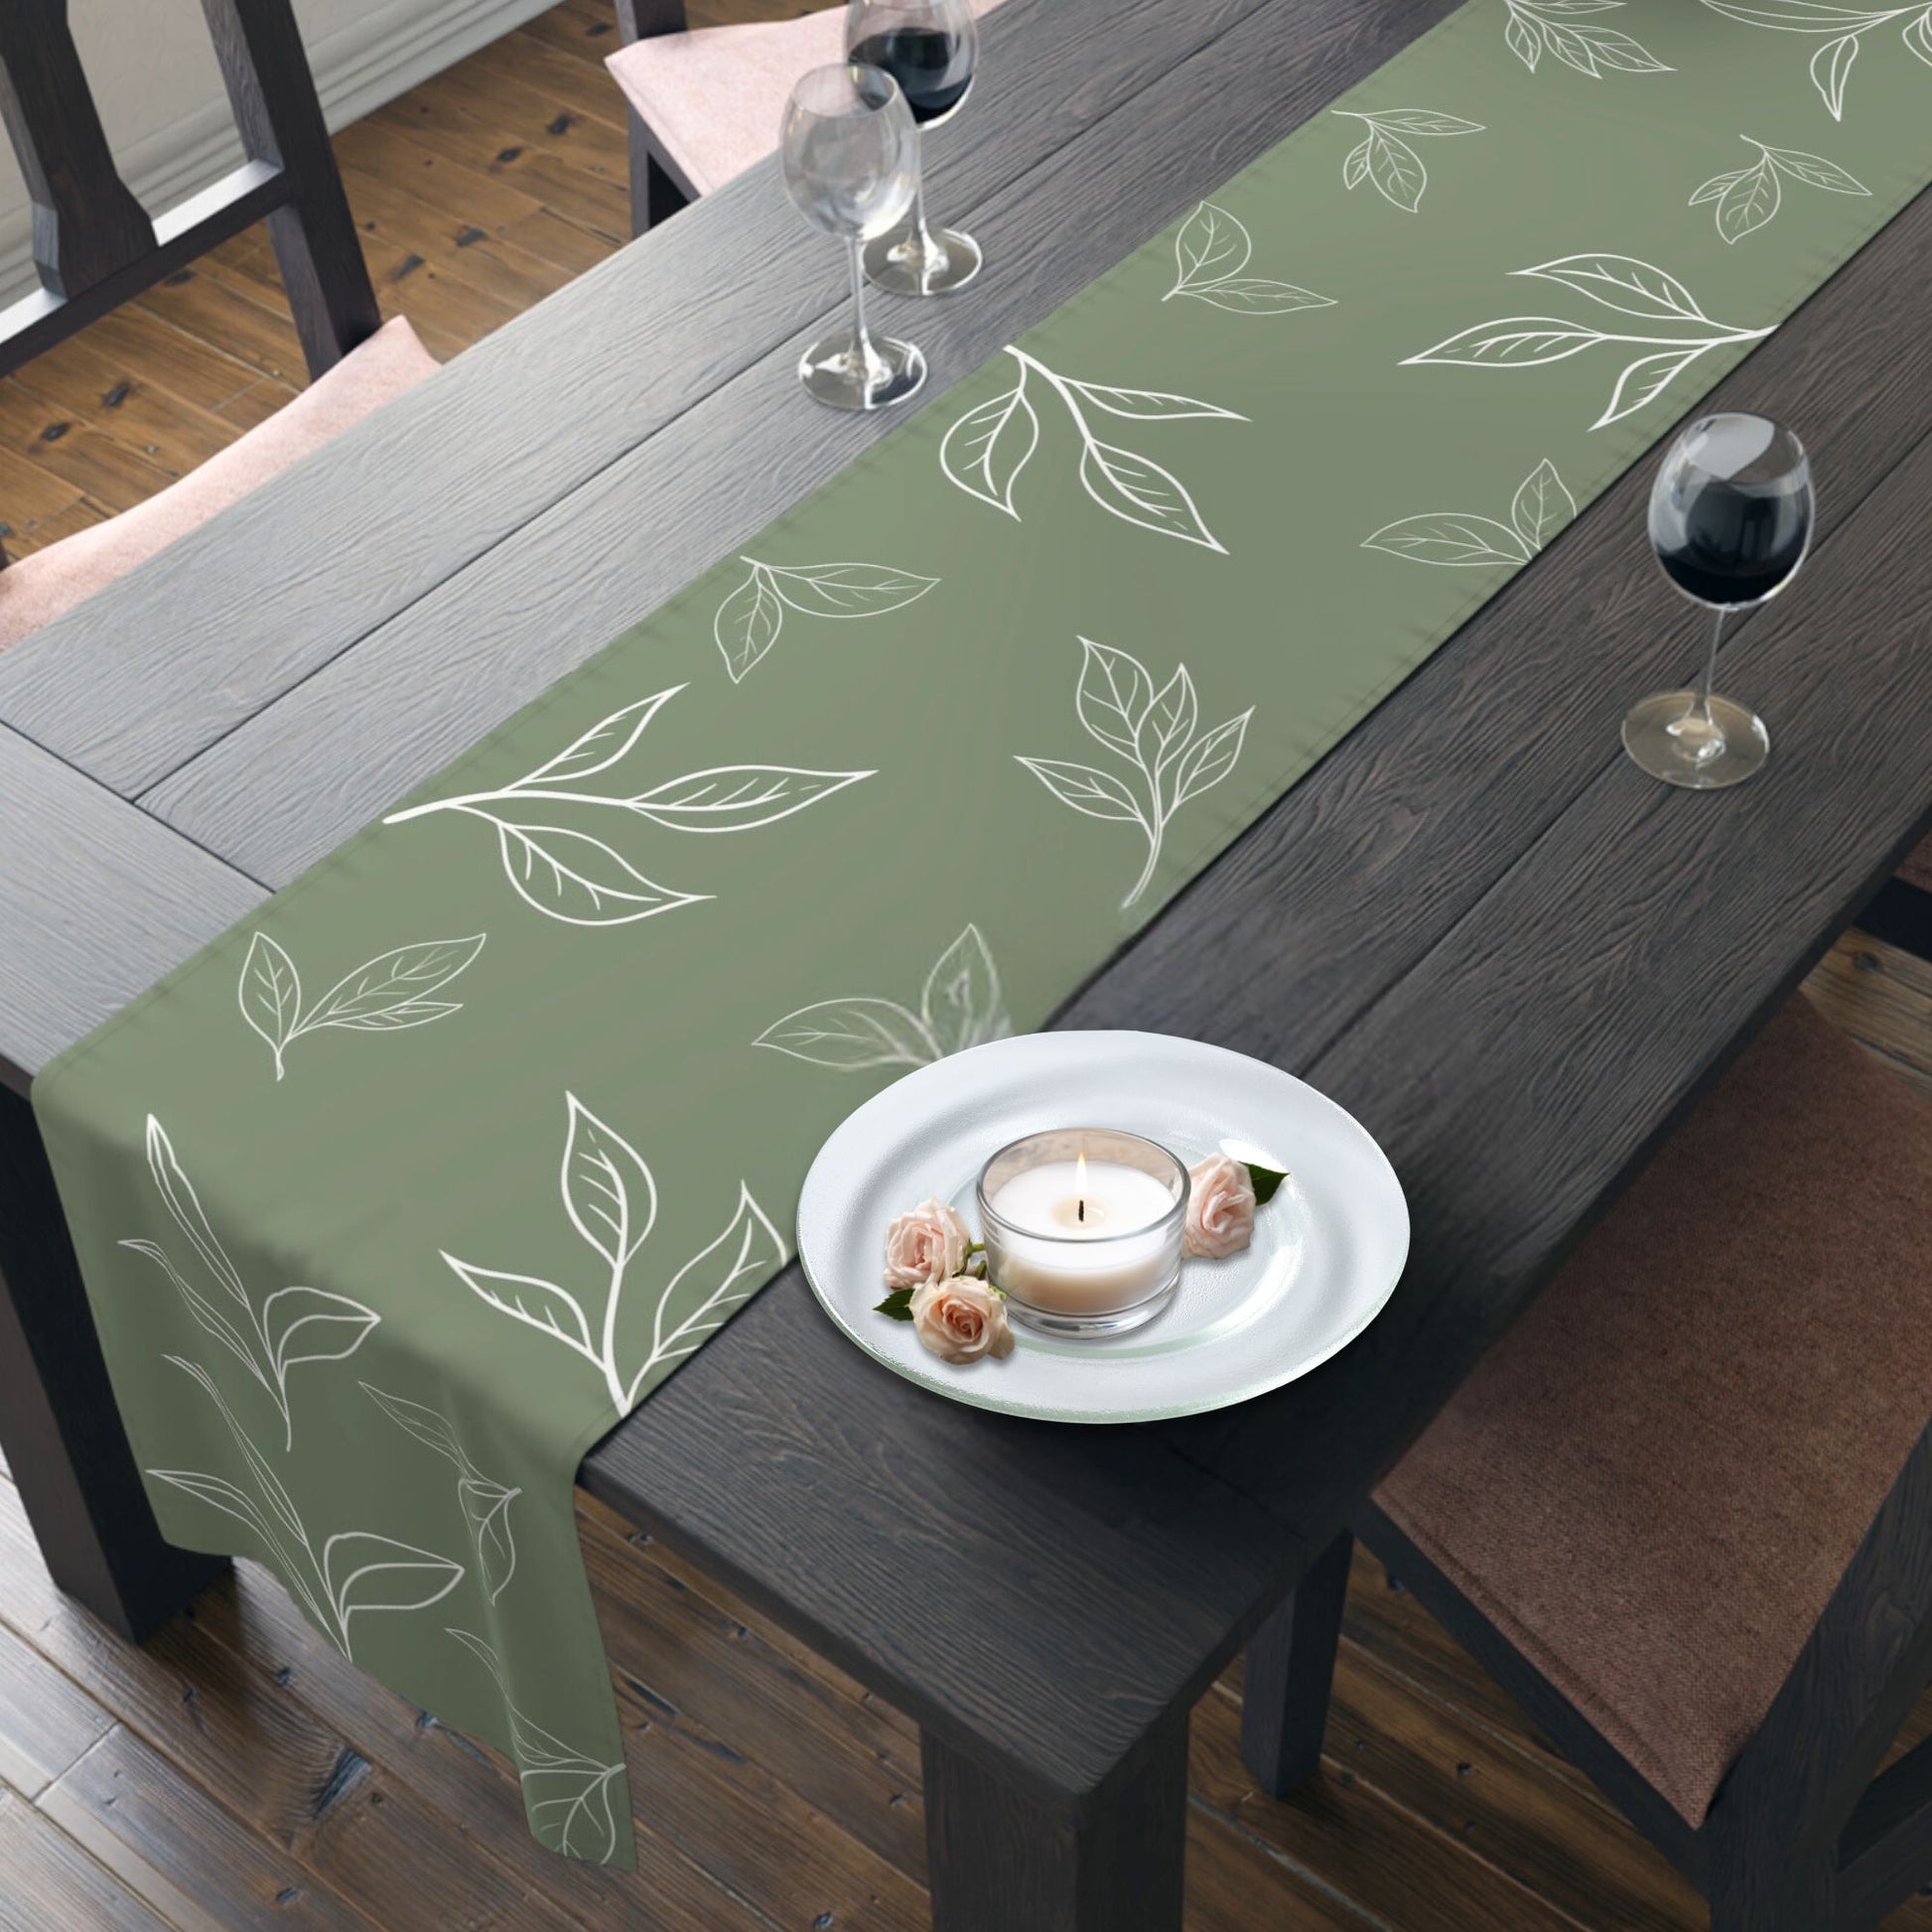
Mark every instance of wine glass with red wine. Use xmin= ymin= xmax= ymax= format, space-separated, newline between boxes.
xmin=845 ymin=0 xmax=981 ymax=296
xmin=1622 ymin=414 xmax=1813 ymax=789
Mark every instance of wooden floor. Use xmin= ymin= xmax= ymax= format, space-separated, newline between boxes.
xmin=3 ymin=7 xmax=1932 ymax=1928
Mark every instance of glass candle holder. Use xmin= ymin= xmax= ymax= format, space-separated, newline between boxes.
xmin=977 ymin=1129 xmax=1187 ymax=1338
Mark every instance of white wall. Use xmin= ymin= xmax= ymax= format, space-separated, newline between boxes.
xmin=0 ymin=0 xmax=567 ymax=306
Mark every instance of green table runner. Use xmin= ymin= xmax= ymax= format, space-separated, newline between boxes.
xmin=36 ymin=0 xmax=1931 ymax=1868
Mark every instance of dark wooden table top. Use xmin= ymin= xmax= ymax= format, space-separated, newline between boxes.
xmin=2 ymin=0 xmax=1928 ymax=1822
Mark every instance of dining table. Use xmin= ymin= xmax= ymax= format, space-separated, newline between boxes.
xmin=0 ymin=0 xmax=1928 ymax=1923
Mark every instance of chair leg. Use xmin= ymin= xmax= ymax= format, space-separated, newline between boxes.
xmin=1240 ymin=1530 xmax=1353 ymax=1797
xmin=627 ymin=111 xmax=692 ymax=238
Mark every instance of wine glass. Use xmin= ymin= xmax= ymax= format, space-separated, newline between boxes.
xmin=780 ymin=64 xmax=925 ymax=412
xmin=845 ymin=0 xmax=981 ymax=296
xmin=1622 ymin=413 xmax=1814 ymax=790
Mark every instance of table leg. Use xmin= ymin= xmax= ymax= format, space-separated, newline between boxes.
xmin=921 ymin=1707 xmax=1188 ymax=1932
xmin=1240 ymin=1529 xmax=1352 ymax=1797
xmin=0 ymin=1085 xmax=224 ymax=1640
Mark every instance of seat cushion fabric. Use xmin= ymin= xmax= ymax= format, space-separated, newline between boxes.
xmin=1375 ymin=995 xmax=1932 ymax=1828
xmin=1901 ymin=833 xmax=1932 ymax=894
xmin=608 ymin=0 xmax=1005 ymax=202
xmin=0 ymin=317 xmax=436 ymax=653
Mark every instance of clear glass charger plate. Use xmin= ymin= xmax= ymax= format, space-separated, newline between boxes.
xmin=795 ymin=1032 xmax=1410 ymax=1424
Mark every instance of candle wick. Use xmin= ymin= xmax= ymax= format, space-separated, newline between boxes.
xmin=1077 ymin=1198 xmax=1085 ymax=1223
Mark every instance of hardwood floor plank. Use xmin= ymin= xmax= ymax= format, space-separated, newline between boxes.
xmin=131 ymin=263 xmax=307 ymax=388
xmin=0 ymin=1617 xmax=114 ymax=1800
xmin=0 ymin=1783 xmax=178 ymax=1932
xmin=1803 ymin=935 xmax=1932 ymax=1090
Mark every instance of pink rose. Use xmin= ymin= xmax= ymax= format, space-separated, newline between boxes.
xmin=910 ymin=1277 xmax=1016 ymax=1364
xmin=884 ymin=1197 xmax=971 ymax=1289
xmin=1184 ymin=1154 xmax=1256 ymax=1260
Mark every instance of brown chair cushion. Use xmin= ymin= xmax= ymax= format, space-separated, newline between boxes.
xmin=1376 ymin=995 xmax=1932 ymax=1827
xmin=1900 ymin=834 xmax=1932 ymax=895
xmin=0 ymin=317 xmax=437 ymax=653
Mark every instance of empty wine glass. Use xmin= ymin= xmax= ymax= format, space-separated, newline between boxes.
xmin=846 ymin=0 xmax=981 ymax=296
xmin=1622 ymin=413 xmax=1814 ymax=790
xmin=780 ymin=64 xmax=925 ymax=412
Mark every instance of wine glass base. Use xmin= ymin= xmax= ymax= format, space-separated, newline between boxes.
xmin=863 ymin=224 xmax=983 ymax=296
xmin=1621 ymin=689 xmax=1771 ymax=790
xmin=797 ymin=329 xmax=927 ymax=411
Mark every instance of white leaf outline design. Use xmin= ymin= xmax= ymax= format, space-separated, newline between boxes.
xmin=238 ymin=934 xmax=486 ymax=1081
xmin=1695 ymin=0 xmax=1932 ymax=116
xmin=382 ymin=686 xmax=874 ymax=926
xmin=1017 ymin=638 xmax=1255 ymax=908
xmin=939 ymin=377 xmax=1039 ymax=518
xmin=1691 ymin=133 xmax=1869 ymax=241
xmin=323 ymin=1532 xmax=467 ymax=1640
xmin=754 ymin=922 xmax=1013 ymax=1073
xmin=1501 ymin=0 xmax=1675 ymax=75
xmin=151 ymin=1357 xmax=465 ymax=1657
xmin=1333 ymin=108 xmax=1484 ymax=212
xmin=440 ymin=1095 xmax=784 ymax=1418
xmin=1403 ymin=254 xmax=1776 ymax=430
xmin=448 ymin=1629 xmax=625 ymax=1863
xmin=1164 ymin=202 xmax=1337 ymax=312
xmin=362 ymin=1384 xmax=523 ymax=1603
xmin=709 ymin=557 xmax=938 ymax=682
xmin=121 ymin=1118 xmax=380 ymax=1449
xmin=1364 ymin=458 xmax=1577 ymax=568
xmin=940 ymin=347 xmax=1248 ymax=552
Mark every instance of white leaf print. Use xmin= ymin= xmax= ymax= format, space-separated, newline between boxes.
xmin=939 ymin=377 xmax=1039 ymax=518
xmin=149 ymin=1469 xmax=277 ymax=1547
xmin=1811 ymin=31 xmax=1858 ymax=114
xmin=362 ymin=1384 xmax=470 ymax=1465
xmin=1176 ymin=278 xmax=1334 ymax=315
xmin=1066 ymin=382 xmax=1246 ymax=422
xmin=488 ymin=815 xmax=706 ymax=927
xmin=756 ymin=925 xmax=1010 ymax=1071
xmin=1366 ymin=127 xmax=1428 ymax=210
xmin=1076 ymin=637 xmax=1158 ymax=757
xmin=1173 ymin=201 xmax=1252 ymax=289
xmin=627 ymin=1184 xmax=785 ymax=1403
xmin=261 ymin=1286 xmax=380 ymax=1385
xmin=321 ymin=1000 xmax=463 ymax=1033
xmin=237 ymin=933 xmax=302 ymax=1076
xmin=713 ymin=564 xmax=783 ymax=682
xmin=461 ymin=1477 xmax=521 ymax=1603
xmin=1404 ymin=319 xmax=1606 ymax=367
xmin=1689 ymin=167 xmax=1745 ymax=206
xmin=920 ymin=924 xmax=1007 ymax=1056
xmin=1343 ymin=137 xmax=1373 ymax=189
xmin=145 ymin=1116 xmax=248 ymax=1310
xmin=1080 ymin=438 xmax=1226 ymax=552
xmin=324 ymin=1533 xmax=466 ymax=1637
xmin=1696 ymin=0 xmax=1884 ymax=21
xmin=1136 ymin=665 xmax=1198 ymax=778
xmin=1593 ymin=345 xmax=1710 ymax=429
xmin=1506 ymin=12 xmax=1543 ymax=65
xmin=1515 ymin=253 xmax=1714 ymax=324
xmin=167 ymin=1357 xmax=306 ymax=1546
xmin=121 ymin=1240 xmax=269 ymax=1394
xmin=1363 ymin=514 xmax=1533 ymax=567
xmin=563 ymin=1094 xmax=657 ymax=1272
xmin=1717 ymin=160 xmax=1781 ymax=241
xmin=1510 ymin=459 xmax=1579 ymax=551
xmin=1353 ymin=107 xmax=1485 ymax=134
xmin=1017 ymin=758 xmax=1151 ymax=825
xmin=1019 ymin=640 xmax=1253 ymax=908
xmin=759 ymin=561 xmax=938 ymax=621
xmin=443 ymin=1253 xmax=598 ymax=1361
xmin=518 ymin=689 xmax=681 ymax=790
xmin=1761 ymin=142 xmax=1867 ymax=192
xmin=626 ymin=765 xmax=873 ymax=833
xmin=305 ymin=938 xmax=487 ymax=1028
xmin=1169 ymin=712 xmax=1254 ymax=811
xmin=752 ymin=997 xmax=939 ymax=1069
xmin=1908 ymin=10 xmax=1932 ymax=64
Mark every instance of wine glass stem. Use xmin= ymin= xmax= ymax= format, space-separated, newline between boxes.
xmin=910 ymin=129 xmax=932 ymax=247
xmin=847 ymin=236 xmax=877 ymax=386
xmin=1695 ymin=608 xmax=1726 ymax=725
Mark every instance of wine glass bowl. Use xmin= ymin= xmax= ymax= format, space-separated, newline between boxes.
xmin=1621 ymin=413 xmax=1814 ymax=790
xmin=779 ymin=64 xmax=926 ymax=411
xmin=846 ymin=0 xmax=983 ymax=296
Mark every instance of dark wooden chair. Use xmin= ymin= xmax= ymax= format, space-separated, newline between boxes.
xmin=1862 ymin=836 xmax=1932 ymax=962
xmin=0 ymin=0 xmax=436 ymax=632
xmin=1242 ymin=995 xmax=1932 ymax=1932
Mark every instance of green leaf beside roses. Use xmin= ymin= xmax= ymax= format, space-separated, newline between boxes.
xmin=1246 ymin=1163 xmax=1289 ymax=1206
xmin=875 ymin=1287 xmax=916 ymax=1320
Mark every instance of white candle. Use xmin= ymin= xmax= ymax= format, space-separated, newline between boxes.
xmin=986 ymin=1153 xmax=1178 ymax=1316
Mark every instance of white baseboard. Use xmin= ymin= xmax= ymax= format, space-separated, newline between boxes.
xmin=0 ymin=0 xmax=575 ymax=309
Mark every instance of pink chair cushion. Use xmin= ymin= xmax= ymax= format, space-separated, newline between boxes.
xmin=0 ymin=317 xmax=437 ymax=653
xmin=1900 ymin=834 xmax=1932 ymax=894
xmin=608 ymin=0 xmax=1005 ymax=202
xmin=1375 ymin=995 xmax=1932 ymax=1828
